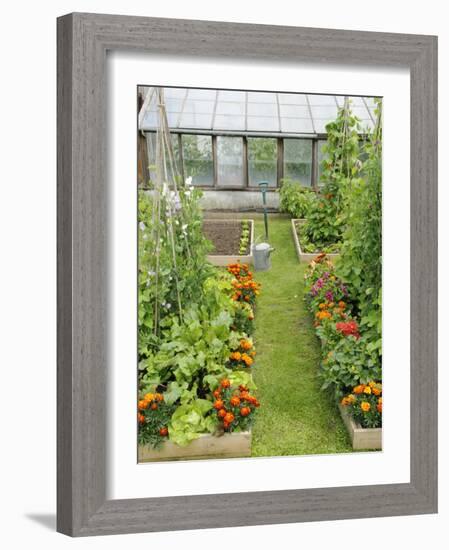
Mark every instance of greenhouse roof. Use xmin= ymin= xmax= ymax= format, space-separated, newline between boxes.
xmin=138 ymin=86 xmax=379 ymax=136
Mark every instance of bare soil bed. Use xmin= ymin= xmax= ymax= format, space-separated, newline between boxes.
xmin=203 ymin=220 xmax=248 ymax=255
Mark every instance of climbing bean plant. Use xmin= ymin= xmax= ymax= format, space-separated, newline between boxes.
xmin=337 ymin=99 xmax=382 ymax=361
xmin=303 ymin=99 xmax=363 ymax=249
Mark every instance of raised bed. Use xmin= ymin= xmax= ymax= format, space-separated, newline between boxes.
xmin=291 ymin=218 xmax=340 ymax=264
xmin=138 ymin=430 xmax=251 ymax=462
xmin=338 ymin=404 xmax=382 ymax=451
xmin=205 ymin=219 xmax=254 ymax=266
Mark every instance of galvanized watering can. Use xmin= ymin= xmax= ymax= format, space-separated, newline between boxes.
xmin=252 ymin=242 xmax=275 ymax=271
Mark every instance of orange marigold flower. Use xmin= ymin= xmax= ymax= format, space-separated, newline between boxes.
xmin=240 ymin=406 xmax=251 ymax=417
xmin=230 ymin=396 xmax=241 ymax=407
xmin=217 ymin=408 xmax=227 ymax=418
xmin=241 ymin=353 xmax=253 ymax=366
xmin=377 ymin=401 xmax=382 ymax=413
xmin=155 ymin=393 xmax=164 ymax=402
xmin=213 ymin=400 xmax=224 ymax=410
xmin=360 ymin=401 xmax=371 ymax=412
xmin=150 ymin=403 xmax=158 ymax=411
xmin=353 ymin=385 xmax=365 ymax=394
xmin=138 ymin=399 xmax=148 ymax=411
xmin=138 ymin=413 xmax=145 ymax=424
xmin=224 ymin=412 xmax=235 ymax=424
xmin=347 ymin=394 xmax=356 ymax=404
xmin=159 ymin=427 xmax=168 ymax=437
xmin=143 ymin=393 xmax=154 ymax=403
xmin=318 ymin=303 xmax=326 ymax=310
xmin=220 ymin=378 xmax=231 ymax=388
xmin=338 ymin=301 xmax=346 ymax=309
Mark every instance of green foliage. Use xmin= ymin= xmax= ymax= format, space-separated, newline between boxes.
xmin=138 ymin=187 xmax=212 ymax=356
xmin=168 ymin=399 xmax=217 ymax=446
xmin=302 ymin=100 xmax=363 ymax=250
xmin=279 ymin=179 xmax=314 ymax=218
xmin=138 ymin=399 xmax=176 ymax=448
xmin=337 ymin=99 xmax=382 ymax=364
xmin=239 ymin=220 xmax=251 ymax=255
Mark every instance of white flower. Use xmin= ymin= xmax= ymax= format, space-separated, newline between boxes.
xmin=166 ymin=303 xmax=172 ymax=309
xmin=139 ymin=221 xmax=146 ymax=231
xmin=185 ymin=176 xmax=193 ymax=186
xmin=182 ymin=224 xmax=188 ymax=231
xmin=148 ymin=270 xmax=155 ymax=277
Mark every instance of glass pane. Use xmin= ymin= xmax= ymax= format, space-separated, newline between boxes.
xmin=216 ymin=101 xmax=245 ymax=115
xmin=283 ymin=139 xmax=312 ymax=186
xmin=247 ymin=92 xmax=277 ymax=103
xmin=213 ymin=114 xmax=246 ymax=131
xmin=310 ymin=105 xmax=339 ymax=119
xmin=146 ymin=133 xmax=182 ymax=185
xmin=164 ymin=88 xmax=187 ymax=99
xmin=317 ymin=139 xmax=328 ymax=185
xmin=247 ymin=116 xmax=279 ymax=132
xmin=313 ymin=119 xmax=331 ymax=133
xmin=247 ymin=102 xmax=278 ymax=116
xmin=187 ymin=89 xmax=217 ymax=100
xmin=179 ymin=113 xmax=213 ymax=129
xmin=218 ymin=90 xmax=246 ymax=102
xmin=278 ymin=93 xmax=308 ymax=105
xmin=248 ymin=138 xmax=277 ymax=187
xmin=182 ymin=135 xmax=213 ymax=186
xmin=279 ymin=104 xmax=310 ymax=117
xmin=307 ymin=94 xmax=338 ymax=106
xmin=280 ymin=117 xmax=314 ymax=133
xmin=182 ymin=100 xmax=215 ymax=113
xmin=216 ymin=137 xmax=244 ymax=187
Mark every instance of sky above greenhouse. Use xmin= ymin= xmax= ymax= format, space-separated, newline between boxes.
xmin=138 ymin=86 xmax=379 ymax=135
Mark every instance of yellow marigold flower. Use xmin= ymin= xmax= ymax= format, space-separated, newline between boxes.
xmin=143 ymin=393 xmax=154 ymax=403
xmin=363 ymin=386 xmax=372 ymax=394
xmin=318 ymin=303 xmax=326 ymax=310
xmin=360 ymin=401 xmax=371 ymax=412
xmin=347 ymin=394 xmax=356 ymax=404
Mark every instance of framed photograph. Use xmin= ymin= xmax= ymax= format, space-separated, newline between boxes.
xmin=57 ymin=13 xmax=437 ymax=536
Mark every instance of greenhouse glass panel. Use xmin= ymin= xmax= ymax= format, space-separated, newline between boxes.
xmin=247 ymin=102 xmax=278 ymax=117
xmin=247 ymin=92 xmax=277 ymax=103
xmin=218 ymin=90 xmax=246 ymax=102
xmin=213 ymin=114 xmax=246 ymax=131
xmin=248 ymin=138 xmax=277 ymax=187
xmin=317 ymin=139 xmax=329 ymax=186
xmin=216 ymin=137 xmax=244 ymax=187
xmin=279 ymin=104 xmax=310 ymax=118
xmin=216 ymin=101 xmax=245 ymax=115
xmin=278 ymin=93 xmax=308 ymax=105
xmin=307 ymin=94 xmax=338 ymax=106
xmin=247 ymin=116 xmax=279 ymax=132
xmin=283 ymin=139 xmax=313 ymax=186
xmin=146 ymin=132 xmax=182 ymax=186
xmin=182 ymin=100 xmax=215 ymax=113
xmin=187 ymin=89 xmax=217 ymax=100
xmin=281 ymin=117 xmax=314 ymax=133
xmin=179 ymin=113 xmax=213 ymax=129
xmin=182 ymin=134 xmax=213 ymax=186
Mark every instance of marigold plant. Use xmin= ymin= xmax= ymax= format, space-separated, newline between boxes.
xmin=212 ymin=378 xmax=260 ymax=432
xmin=340 ymin=381 xmax=382 ymax=428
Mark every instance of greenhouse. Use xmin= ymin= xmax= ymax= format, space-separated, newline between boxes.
xmin=138 ymin=86 xmax=378 ymax=209
xmin=137 ymin=86 xmax=382 ymax=461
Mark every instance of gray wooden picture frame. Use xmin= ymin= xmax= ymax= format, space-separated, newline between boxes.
xmin=57 ymin=12 xmax=438 ymax=537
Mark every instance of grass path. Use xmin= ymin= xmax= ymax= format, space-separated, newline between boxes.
xmin=251 ymin=218 xmax=352 ymax=456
